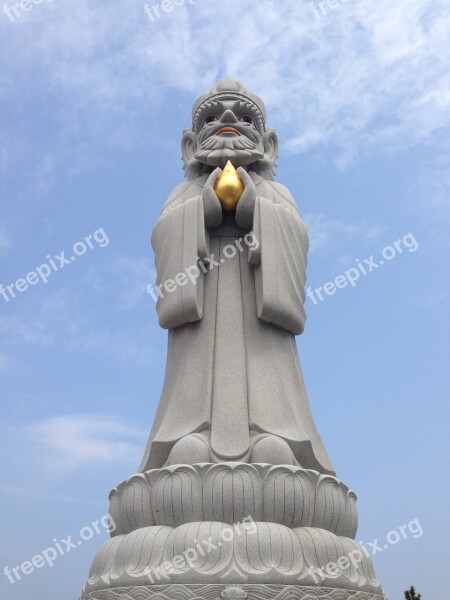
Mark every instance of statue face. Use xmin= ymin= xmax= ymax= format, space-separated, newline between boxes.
xmin=193 ymin=99 xmax=266 ymax=168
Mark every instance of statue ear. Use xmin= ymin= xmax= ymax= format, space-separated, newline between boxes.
xmin=181 ymin=129 xmax=198 ymax=171
xmin=262 ymin=129 xmax=279 ymax=169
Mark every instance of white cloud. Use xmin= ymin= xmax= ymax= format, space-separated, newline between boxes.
xmin=0 ymin=287 xmax=156 ymax=366
xmin=67 ymin=328 xmax=155 ymax=366
xmin=0 ymin=313 xmax=54 ymax=346
xmin=304 ymin=213 xmax=384 ymax=253
xmin=1 ymin=0 xmax=448 ymax=176
xmin=109 ymin=256 xmax=156 ymax=310
xmin=408 ymin=291 xmax=448 ymax=308
xmin=0 ymin=290 xmax=84 ymax=347
xmin=24 ymin=414 xmax=145 ymax=471
xmin=364 ymin=226 xmax=388 ymax=241
xmin=2 ymin=483 xmax=90 ymax=504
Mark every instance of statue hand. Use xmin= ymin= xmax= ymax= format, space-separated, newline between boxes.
xmin=235 ymin=167 xmax=257 ymax=229
xmin=202 ymin=168 xmax=223 ymax=228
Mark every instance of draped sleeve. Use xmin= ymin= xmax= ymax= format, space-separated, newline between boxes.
xmin=151 ymin=195 xmax=209 ymax=330
xmin=250 ymin=193 xmax=308 ymax=335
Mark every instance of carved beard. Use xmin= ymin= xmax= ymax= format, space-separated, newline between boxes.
xmin=194 ymin=135 xmax=264 ymax=167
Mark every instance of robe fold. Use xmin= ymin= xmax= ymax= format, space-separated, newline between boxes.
xmin=140 ymin=172 xmax=334 ymax=475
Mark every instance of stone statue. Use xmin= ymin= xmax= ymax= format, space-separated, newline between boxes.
xmin=79 ymin=79 xmax=385 ymax=600
xmin=140 ymin=77 xmax=333 ymax=476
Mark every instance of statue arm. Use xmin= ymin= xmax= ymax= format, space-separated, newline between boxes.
xmin=251 ymin=185 xmax=309 ymax=335
xmin=152 ymin=193 xmax=208 ymax=330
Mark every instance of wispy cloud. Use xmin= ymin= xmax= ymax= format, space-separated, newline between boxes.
xmin=2 ymin=483 xmax=94 ymax=504
xmin=2 ymin=0 xmax=448 ymax=180
xmin=0 ymin=289 xmax=85 ymax=347
xmin=67 ymin=328 xmax=155 ymax=366
xmin=305 ymin=213 xmax=385 ymax=254
xmin=0 ymin=283 xmax=156 ymax=367
xmin=24 ymin=414 xmax=145 ymax=472
xmin=408 ymin=291 xmax=448 ymax=308
xmin=109 ymin=256 xmax=156 ymax=310
xmin=364 ymin=226 xmax=388 ymax=241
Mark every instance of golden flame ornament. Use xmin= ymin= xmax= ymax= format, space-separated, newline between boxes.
xmin=214 ymin=161 xmax=245 ymax=214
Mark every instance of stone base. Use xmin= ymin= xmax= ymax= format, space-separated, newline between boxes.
xmin=81 ymin=584 xmax=385 ymax=600
xmin=82 ymin=522 xmax=382 ymax=594
xmin=80 ymin=465 xmax=384 ymax=599
xmin=109 ymin=463 xmax=358 ymax=537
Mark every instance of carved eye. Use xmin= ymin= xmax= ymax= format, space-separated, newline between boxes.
xmin=202 ymin=115 xmax=218 ymax=127
xmin=238 ymin=115 xmax=256 ymax=127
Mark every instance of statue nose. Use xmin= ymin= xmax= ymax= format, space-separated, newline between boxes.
xmin=220 ymin=109 xmax=238 ymax=124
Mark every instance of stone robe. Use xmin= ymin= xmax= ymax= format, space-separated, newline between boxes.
xmin=140 ymin=172 xmax=334 ymax=475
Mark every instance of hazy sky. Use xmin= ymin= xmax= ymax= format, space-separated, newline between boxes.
xmin=1 ymin=1 xmax=449 ymax=599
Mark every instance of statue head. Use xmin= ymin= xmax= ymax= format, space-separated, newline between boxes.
xmin=182 ymin=78 xmax=278 ymax=180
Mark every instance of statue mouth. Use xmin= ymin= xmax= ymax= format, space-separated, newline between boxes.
xmin=217 ymin=127 xmax=241 ymax=136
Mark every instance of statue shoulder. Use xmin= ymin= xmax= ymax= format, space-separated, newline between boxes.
xmin=161 ymin=180 xmax=203 ymax=215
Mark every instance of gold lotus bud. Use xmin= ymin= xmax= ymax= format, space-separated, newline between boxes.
xmin=214 ymin=161 xmax=244 ymax=214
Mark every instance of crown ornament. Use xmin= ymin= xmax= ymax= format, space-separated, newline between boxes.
xmin=192 ymin=78 xmax=266 ymax=132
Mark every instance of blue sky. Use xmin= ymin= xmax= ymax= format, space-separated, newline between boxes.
xmin=0 ymin=1 xmax=449 ymax=599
